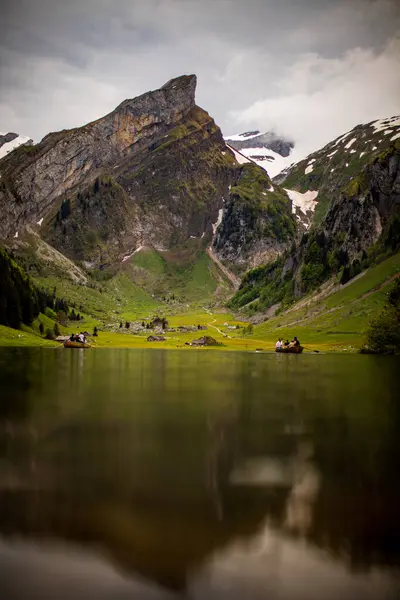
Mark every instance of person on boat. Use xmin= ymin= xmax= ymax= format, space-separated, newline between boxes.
xmin=276 ymin=338 xmax=283 ymax=349
xmin=78 ymin=332 xmax=86 ymax=343
xmin=290 ymin=336 xmax=300 ymax=347
xmin=284 ymin=340 xmax=290 ymax=347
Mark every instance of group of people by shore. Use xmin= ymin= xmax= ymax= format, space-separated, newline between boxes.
xmin=69 ymin=332 xmax=87 ymax=343
xmin=275 ymin=336 xmax=300 ymax=349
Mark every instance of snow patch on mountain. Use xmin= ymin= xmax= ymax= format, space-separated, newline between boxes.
xmin=0 ymin=133 xmax=33 ymax=159
xmin=225 ymin=131 xmax=261 ymax=141
xmin=121 ymin=245 xmax=144 ymax=263
xmin=333 ymin=132 xmax=352 ymax=147
xmin=212 ymin=209 xmax=224 ymax=235
xmin=345 ymin=137 xmax=357 ymax=149
xmin=284 ymin=189 xmax=318 ymax=229
xmin=372 ymin=116 xmax=400 ymax=134
xmin=226 ymin=144 xmax=251 ymax=165
xmin=224 ymin=130 xmax=295 ymax=178
xmin=229 ymin=146 xmax=296 ymax=178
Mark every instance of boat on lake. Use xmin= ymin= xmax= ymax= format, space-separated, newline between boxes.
xmin=63 ymin=341 xmax=92 ymax=349
xmin=276 ymin=346 xmax=303 ymax=354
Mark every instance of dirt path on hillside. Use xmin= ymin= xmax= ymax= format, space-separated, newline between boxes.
xmin=206 ymin=247 xmax=240 ymax=290
xmin=203 ymin=307 xmax=231 ymax=338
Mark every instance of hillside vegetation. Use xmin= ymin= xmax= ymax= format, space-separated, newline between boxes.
xmin=230 ymin=143 xmax=400 ymax=314
xmin=251 ymin=251 xmax=400 ymax=351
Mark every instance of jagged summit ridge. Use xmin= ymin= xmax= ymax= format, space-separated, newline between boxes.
xmin=115 ymin=74 xmax=197 ymax=117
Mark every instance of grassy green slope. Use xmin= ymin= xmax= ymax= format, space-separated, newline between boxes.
xmin=32 ymin=272 xmax=160 ymax=324
xmin=251 ymin=251 xmax=400 ymax=350
xmin=0 ymin=324 xmax=58 ymax=347
xmin=127 ymin=247 xmax=231 ymax=304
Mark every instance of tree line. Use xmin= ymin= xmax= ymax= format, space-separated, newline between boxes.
xmin=0 ymin=248 xmax=71 ymax=330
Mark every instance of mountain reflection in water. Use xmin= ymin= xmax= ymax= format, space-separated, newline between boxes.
xmin=0 ymin=348 xmax=399 ymax=599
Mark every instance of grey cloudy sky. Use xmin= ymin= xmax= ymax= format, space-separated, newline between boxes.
xmin=1 ymin=0 xmax=399 ymax=159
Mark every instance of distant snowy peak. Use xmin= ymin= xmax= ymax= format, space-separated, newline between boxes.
xmin=0 ymin=132 xmax=33 ymax=160
xmin=225 ymin=130 xmax=261 ymax=142
xmin=224 ymin=130 xmax=295 ymax=178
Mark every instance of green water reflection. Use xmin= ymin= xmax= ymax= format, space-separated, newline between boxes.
xmin=0 ymin=348 xmax=399 ymax=599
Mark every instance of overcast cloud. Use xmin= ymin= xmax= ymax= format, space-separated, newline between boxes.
xmin=1 ymin=0 xmax=399 ymax=160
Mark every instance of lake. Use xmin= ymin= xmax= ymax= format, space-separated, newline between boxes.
xmin=0 ymin=348 xmax=399 ymax=599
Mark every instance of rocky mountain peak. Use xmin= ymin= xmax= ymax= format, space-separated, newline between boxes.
xmin=161 ymin=73 xmax=197 ymax=94
xmin=0 ymin=73 xmax=297 ymax=281
xmin=116 ymin=74 xmax=197 ymax=120
xmin=0 ymin=75 xmax=203 ymax=241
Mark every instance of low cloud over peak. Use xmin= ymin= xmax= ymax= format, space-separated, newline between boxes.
xmin=231 ymin=35 xmax=400 ymax=161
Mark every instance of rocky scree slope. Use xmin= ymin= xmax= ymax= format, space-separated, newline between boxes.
xmin=230 ymin=121 xmax=400 ymax=314
xmin=0 ymin=75 xmax=296 ymax=283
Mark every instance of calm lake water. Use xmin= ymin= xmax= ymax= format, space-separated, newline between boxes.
xmin=0 ymin=348 xmax=399 ymax=599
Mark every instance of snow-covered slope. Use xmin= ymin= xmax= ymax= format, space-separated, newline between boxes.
xmin=284 ymin=188 xmax=319 ymax=230
xmin=224 ymin=130 xmax=295 ymax=178
xmin=225 ymin=144 xmax=252 ymax=165
xmin=275 ymin=115 xmax=400 ymax=230
xmin=0 ymin=132 xmax=33 ymax=160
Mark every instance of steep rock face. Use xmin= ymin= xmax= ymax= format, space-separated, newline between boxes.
xmin=0 ymin=76 xmax=238 ymax=268
xmin=212 ymin=163 xmax=296 ymax=273
xmin=43 ymin=103 xmax=235 ymax=265
xmin=229 ymin=143 xmax=400 ymax=312
xmin=323 ymin=148 xmax=400 ymax=261
xmin=0 ymin=76 xmax=198 ymax=242
xmin=1 ymin=75 xmax=297 ymax=276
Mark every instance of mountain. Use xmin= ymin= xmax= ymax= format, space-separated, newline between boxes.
xmin=0 ymin=75 xmax=295 ymax=303
xmin=230 ymin=117 xmax=400 ymax=314
xmin=0 ymin=132 xmax=33 ymax=159
xmin=224 ymin=130 xmax=295 ymax=178
xmin=212 ymin=162 xmax=296 ymax=274
xmin=275 ymin=116 xmax=400 ymax=230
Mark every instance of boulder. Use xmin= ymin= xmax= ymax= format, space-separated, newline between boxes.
xmin=190 ymin=335 xmax=218 ymax=346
